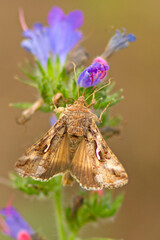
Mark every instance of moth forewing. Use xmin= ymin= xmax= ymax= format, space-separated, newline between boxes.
xmin=15 ymin=96 xmax=128 ymax=190
xmin=15 ymin=115 xmax=69 ymax=180
xmin=89 ymin=120 xmax=128 ymax=189
xmin=68 ymin=120 xmax=128 ymax=190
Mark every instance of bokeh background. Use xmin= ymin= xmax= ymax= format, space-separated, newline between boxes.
xmin=0 ymin=0 xmax=160 ymax=239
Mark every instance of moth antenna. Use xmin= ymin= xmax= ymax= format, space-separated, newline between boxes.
xmin=99 ymin=102 xmax=111 ymax=121
xmin=72 ymin=62 xmax=79 ymax=98
xmin=86 ymin=78 xmax=111 ymax=101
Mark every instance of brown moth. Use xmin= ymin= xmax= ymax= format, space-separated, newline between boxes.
xmin=15 ymin=96 xmax=128 ymax=190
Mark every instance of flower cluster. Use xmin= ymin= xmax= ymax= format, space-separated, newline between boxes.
xmin=20 ymin=7 xmax=136 ymax=89
xmin=21 ymin=6 xmax=83 ymax=68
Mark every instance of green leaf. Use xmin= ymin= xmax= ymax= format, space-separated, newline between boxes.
xmin=20 ymin=66 xmax=39 ymax=82
xmin=107 ymin=89 xmax=123 ymax=101
xmin=10 ymin=173 xmax=62 ymax=197
xmin=55 ymin=55 xmax=61 ymax=73
xmin=15 ymin=76 xmax=38 ymax=88
xmin=36 ymin=60 xmax=46 ymax=77
xmin=56 ymin=83 xmax=69 ymax=100
xmin=40 ymin=104 xmax=52 ymax=113
xmin=50 ymin=55 xmax=62 ymax=84
xmin=65 ymin=191 xmax=123 ymax=235
xmin=9 ymin=102 xmax=52 ymax=113
xmin=10 ymin=102 xmax=33 ymax=109
xmin=85 ymin=238 xmax=115 ymax=240
xmin=39 ymin=77 xmax=53 ymax=104
xmin=47 ymin=58 xmax=54 ymax=79
xmin=107 ymin=115 xmax=122 ymax=127
xmin=106 ymin=82 xmax=116 ymax=93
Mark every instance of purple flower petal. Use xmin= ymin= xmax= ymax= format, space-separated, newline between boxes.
xmin=126 ymin=33 xmax=136 ymax=42
xmin=33 ymin=23 xmax=44 ymax=31
xmin=50 ymin=114 xmax=57 ymax=126
xmin=21 ymin=24 xmax=51 ymax=67
xmin=21 ymin=6 xmax=83 ymax=68
xmin=22 ymin=29 xmax=34 ymax=38
xmin=104 ymin=29 xmax=136 ymax=58
xmin=48 ymin=21 xmax=83 ymax=66
xmin=78 ymin=57 xmax=109 ymax=88
xmin=47 ymin=6 xmax=65 ymax=26
xmin=66 ymin=10 xmax=83 ymax=30
xmin=0 ymin=206 xmax=34 ymax=239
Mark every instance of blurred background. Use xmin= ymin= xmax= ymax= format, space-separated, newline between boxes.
xmin=0 ymin=0 xmax=160 ymax=239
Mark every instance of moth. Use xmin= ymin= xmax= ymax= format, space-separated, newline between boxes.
xmin=15 ymin=96 xmax=128 ymax=190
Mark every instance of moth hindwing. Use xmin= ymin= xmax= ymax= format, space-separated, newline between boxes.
xmin=15 ymin=96 xmax=128 ymax=190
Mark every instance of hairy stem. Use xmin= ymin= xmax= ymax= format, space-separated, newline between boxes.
xmin=68 ymin=231 xmax=78 ymax=240
xmin=54 ymin=189 xmax=67 ymax=240
xmin=17 ymin=98 xmax=43 ymax=124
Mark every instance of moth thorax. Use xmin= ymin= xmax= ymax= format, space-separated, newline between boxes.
xmin=68 ymin=126 xmax=85 ymax=136
xmin=75 ymin=96 xmax=86 ymax=106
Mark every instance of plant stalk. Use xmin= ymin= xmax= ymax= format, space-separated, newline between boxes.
xmin=54 ymin=189 xmax=67 ymax=240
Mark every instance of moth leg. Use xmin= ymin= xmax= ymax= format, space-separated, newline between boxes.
xmin=99 ymin=102 xmax=110 ymax=121
xmin=87 ymin=92 xmax=97 ymax=108
xmin=62 ymin=172 xmax=75 ymax=186
xmin=52 ymin=93 xmax=65 ymax=114
xmin=54 ymin=106 xmax=65 ymax=114
xmin=16 ymin=98 xmax=43 ymax=125
xmin=52 ymin=93 xmax=63 ymax=107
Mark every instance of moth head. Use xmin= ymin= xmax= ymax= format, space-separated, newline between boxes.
xmin=75 ymin=96 xmax=86 ymax=106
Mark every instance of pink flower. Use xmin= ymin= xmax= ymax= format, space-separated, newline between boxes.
xmin=97 ymin=190 xmax=104 ymax=196
xmin=17 ymin=230 xmax=31 ymax=240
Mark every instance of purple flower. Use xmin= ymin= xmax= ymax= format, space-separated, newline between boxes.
xmin=22 ymin=24 xmax=50 ymax=67
xmin=50 ymin=114 xmax=57 ymax=126
xmin=21 ymin=6 xmax=83 ymax=68
xmin=78 ymin=57 xmax=109 ymax=88
xmin=102 ymin=29 xmax=136 ymax=58
xmin=0 ymin=206 xmax=34 ymax=240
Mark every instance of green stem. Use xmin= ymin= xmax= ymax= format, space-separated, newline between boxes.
xmin=68 ymin=232 xmax=78 ymax=240
xmin=54 ymin=189 xmax=67 ymax=240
